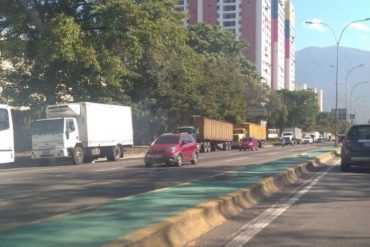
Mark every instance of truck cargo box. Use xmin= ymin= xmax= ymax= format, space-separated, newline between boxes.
xmin=187 ymin=116 xmax=233 ymax=142
xmin=46 ymin=102 xmax=133 ymax=147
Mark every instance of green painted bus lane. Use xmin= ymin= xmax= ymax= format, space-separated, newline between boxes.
xmin=0 ymin=147 xmax=336 ymax=246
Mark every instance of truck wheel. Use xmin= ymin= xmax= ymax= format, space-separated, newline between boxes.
xmin=107 ymin=145 xmax=121 ymax=161
xmin=145 ymin=161 xmax=152 ymax=167
xmin=200 ymin=143 xmax=206 ymax=153
xmin=72 ymin=147 xmax=84 ymax=165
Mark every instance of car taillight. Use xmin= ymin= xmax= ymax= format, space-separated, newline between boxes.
xmin=343 ymin=137 xmax=351 ymax=146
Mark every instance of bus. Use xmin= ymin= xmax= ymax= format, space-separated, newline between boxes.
xmin=0 ymin=104 xmax=14 ymax=164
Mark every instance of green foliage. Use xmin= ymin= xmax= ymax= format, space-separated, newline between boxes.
xmin=277 ymin=90 xmax=319 ymax=131
xmin=315 ymin=112 xmax=350 ymax=134
xmin=0 ymin=0 xmax=267 ymax=143
xmin=266 ymin=90 xmax=288 ymax=130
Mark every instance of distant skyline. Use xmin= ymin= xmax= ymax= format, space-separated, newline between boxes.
xmin=293 ymin=0 xmax=370 ymax=51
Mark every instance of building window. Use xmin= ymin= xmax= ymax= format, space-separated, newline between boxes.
xmin=223 ymin=13 xmax=236 ymax=19
xmin=223 ymin=5 xmax=236 ymax=11
xmin=223 ymin=21 xmax=236 ymax=27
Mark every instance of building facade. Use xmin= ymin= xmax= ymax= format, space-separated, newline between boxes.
xmin=177 ymin=0 xmax=295 ymax=91
xmin=271 ymin=0 xmax=286 ymax=90
xmin=284 ymin=0 xmax=295 ymax=91
xmin=240 ymin=0 xmax=272 ymax=87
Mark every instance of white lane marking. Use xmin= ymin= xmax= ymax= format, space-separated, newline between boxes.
xmin=224 ymin=159 xmax=339 ymax=247
xmin=225 ymin=157 xmax=250 ymax=162
xmin=94 ymin=167 xmax=122 ymax=172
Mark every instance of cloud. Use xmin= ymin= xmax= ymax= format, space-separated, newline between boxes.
xmin=360 ymin=34 xmax=369 ymax=41
xmin=304 ymin=18 xmax=325 ymax=32
xmin=350 ymin=22 xmax=370 ymax=31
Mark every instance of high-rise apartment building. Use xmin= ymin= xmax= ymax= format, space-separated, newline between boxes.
xmin=177 ymin=0 xmax=295 ymax=91
xmin=241 ymin=0 xmax=272 ymax=87
xmin=271 ymin=0 xmax=286 ymax=90
xmin=284 ymin=0 xmax=295 ymax=91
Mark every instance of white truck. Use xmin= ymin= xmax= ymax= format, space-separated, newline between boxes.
xmin=282 ymin=127 xmax=303 ymax=145
xmin=0 ymin=104 xmax=14 ymax=164
xmin=31 ymin=102 xmax=133 ymax=165
xmin=309 ymin=131 xmax=320 ymax=143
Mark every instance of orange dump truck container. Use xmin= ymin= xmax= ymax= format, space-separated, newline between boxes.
xmin=177 ymin=116 xmax=233 ymax=152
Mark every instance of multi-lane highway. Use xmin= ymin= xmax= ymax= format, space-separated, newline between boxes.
xmin=0 ymin=144 xmax=329 ymax=231
xmin=191 ymin=158 xmax=370 ymax=247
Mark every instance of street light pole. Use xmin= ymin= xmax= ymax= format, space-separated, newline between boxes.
xmin=354 ymin=100 xmax=366 ymax=124
xmin=352 ymin=96 xmax=366 ymax=124
xmin=329 ymin=63 xmax=364 ymax=113
xmin=344 ymin=64 xmax=364 ymax=112
xmin=305 ymin=18 xmax=370 ymax=146
xmin=351 ymin=81 xmax=368 ymax=115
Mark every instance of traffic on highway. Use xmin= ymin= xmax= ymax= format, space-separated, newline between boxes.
xmin=0 ymin=142 xmax=344 ymax=246
xmin=1 ymin=1 xmax=370 ymax=246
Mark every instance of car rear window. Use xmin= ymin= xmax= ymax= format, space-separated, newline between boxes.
xmin=155 ymin=135 xmax=180 ymax=144
xmin=348 ymin=126 xmax=370 ymax=139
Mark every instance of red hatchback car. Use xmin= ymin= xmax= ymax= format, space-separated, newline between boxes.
xmin=144 ymin=133 xmax=198 ymax=167
xmin=239 ymin=137 xmax=259 ymax=151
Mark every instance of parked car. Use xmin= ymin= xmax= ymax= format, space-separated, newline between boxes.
xmin=144 ymin=133 xmax=198 ymax=167
xmin=341 ymin=124 xmax=370 ymax=171
xmin=239 ymin=137 xmax=259 ymax=151
xmin=302 ymin=136 xmax=313 ymax=144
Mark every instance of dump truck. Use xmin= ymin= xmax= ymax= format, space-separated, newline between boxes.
xmin=176 ymin=116 xmax=233 ymax=152
xmin=31 ymin=102 xmax=133 ymax=165
xmin=232 ymin=122 xmax=267 ymax=148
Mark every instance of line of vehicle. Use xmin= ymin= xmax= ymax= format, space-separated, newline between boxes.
xmin=223 ymin=159 xmax=339 ymax=247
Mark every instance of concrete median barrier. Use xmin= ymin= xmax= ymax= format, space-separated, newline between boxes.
xmin=103 ymin=150 xmax=339 ymax=247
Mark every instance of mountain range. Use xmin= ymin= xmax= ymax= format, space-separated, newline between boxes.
xmin=295 ymin=46 xmax=370 ymax=123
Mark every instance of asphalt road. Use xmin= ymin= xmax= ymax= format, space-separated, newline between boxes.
xmin=0 ymin=143 xmax=330 ymax=231
xmin=191 ymin=158 xmax=370 ymax=247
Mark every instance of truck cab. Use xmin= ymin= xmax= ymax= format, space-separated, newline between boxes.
xmin=281 ymin=132 xmax=294 ymax=144
xmin=32 ymin=117 xmax=80 ymax=160
xmin=176 ymin=126 xmax=199 ymax=150
xmin=176 ymin=126 xmax=198 ymax=140
xmin=232 ymin=128 xmax=246 ymax=148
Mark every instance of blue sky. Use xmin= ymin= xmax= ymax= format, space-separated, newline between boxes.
xmin=293 ymin=0 xmax=370 ymax=51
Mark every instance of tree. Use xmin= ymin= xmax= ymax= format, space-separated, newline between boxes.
xmin=0 ymin=1 xmax=269 ymax=144
xmin=278 ymin=90 xmax=319 ymax=131
xmin=266 ymin=90 xmax=288 ymax=130
xmin=187 ymin=24 xmax=263 ymax=123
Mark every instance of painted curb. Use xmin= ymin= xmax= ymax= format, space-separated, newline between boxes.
xmin=103 ymin=151 xmax=338 ymax=247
